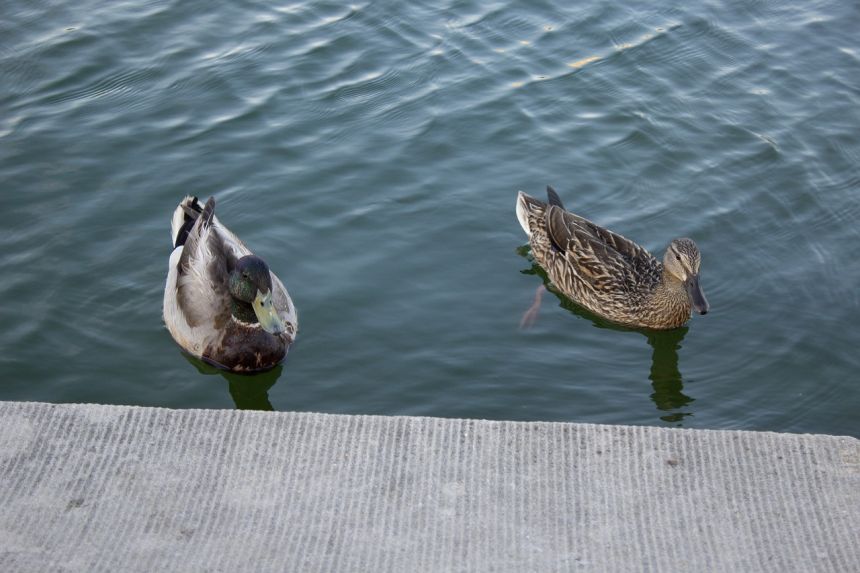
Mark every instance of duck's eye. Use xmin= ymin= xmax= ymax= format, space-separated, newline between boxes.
xmin=675 ymin=255 xmax=681 ymax=262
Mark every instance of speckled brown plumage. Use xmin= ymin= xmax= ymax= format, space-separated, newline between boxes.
xmin=516 ymin=187 xmax=709 ymax=330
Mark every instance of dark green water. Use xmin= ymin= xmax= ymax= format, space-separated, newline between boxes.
xmin=2 ymin=0 xmax=859 ymax=436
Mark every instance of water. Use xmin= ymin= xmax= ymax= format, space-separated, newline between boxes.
xmin=2 ymin=0 xmax=859 ymax=437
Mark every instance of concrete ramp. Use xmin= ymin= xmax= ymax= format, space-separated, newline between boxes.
xmin=0 ymin=401 xmax=857 ymax=572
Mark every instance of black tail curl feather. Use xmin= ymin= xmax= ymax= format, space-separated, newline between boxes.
xmin=174 ymin=197 xmax=202 ymax=248
xmin=546 ymin=185 xmax=565 ymax=209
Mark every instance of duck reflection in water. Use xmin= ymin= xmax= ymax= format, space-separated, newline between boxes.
xmin=519 ymin=250 xmax=693 ymax=424
xmin=181 ymin=353 xmax=283 ymax=411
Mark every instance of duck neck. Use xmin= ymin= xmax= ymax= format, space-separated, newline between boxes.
xmin=231 ymin=298 xmax=258 ymax=324
xmin=649 ymin=271 xmax=691 ymax=327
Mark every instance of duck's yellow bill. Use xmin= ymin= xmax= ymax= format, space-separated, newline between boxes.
xmin=252 ymin=290 xmax=285 ymax=335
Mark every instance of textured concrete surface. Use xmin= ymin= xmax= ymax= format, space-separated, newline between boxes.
xmin=0 ymin=402 xmax=857 ymax=572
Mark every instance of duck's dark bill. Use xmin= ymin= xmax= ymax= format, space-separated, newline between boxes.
xmin=685 ymin=274 xmax=709 ymax=315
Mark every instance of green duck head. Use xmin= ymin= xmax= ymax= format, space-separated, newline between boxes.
xmin=229 ymin=255 xmax=285 ymax=335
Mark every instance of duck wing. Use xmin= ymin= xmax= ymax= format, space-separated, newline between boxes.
xmin=545 ymin=205 xmax=659 ymax=290
xmin=176 ymin=197 xmax=236 ymax=328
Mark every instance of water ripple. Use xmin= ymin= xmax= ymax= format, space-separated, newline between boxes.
xmin=1 ymin=0 xmax=859 ymax=435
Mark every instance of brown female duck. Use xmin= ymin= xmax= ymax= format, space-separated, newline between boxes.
xmin=516 ymin=186 xmax=709 ymax=330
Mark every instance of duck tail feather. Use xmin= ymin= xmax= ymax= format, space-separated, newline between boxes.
xmin=199 ymin=196 xmax=216 ymax=229
xmin=171 ymin=195 xmax=203 ymax=249
xmin=516 ymin=191 xmax=536 ymax=236
xmin=546 ymin=185 xmax=565 ymax=209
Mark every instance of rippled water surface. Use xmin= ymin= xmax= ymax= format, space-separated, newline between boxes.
xmin=2 ymin=0 xmax=859 ymax=436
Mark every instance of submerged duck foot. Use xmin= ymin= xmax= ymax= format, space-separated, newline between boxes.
xmin=519 ymin=284 xmax=546 ymax=330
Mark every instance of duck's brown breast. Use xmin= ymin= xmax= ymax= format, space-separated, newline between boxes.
xmin=203 ymin=320 xmax=293 ymax=372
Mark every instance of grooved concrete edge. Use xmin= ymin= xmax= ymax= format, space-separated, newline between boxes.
xmin=1 ymin=401 xmax=858 ymax=573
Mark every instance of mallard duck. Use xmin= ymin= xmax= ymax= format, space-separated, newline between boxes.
xmin=516 ymin=186 xmax=708 ymax=330
xmin=163 ymin=196 xmax=297 ymax=372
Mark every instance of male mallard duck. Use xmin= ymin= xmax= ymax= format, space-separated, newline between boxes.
xmin=516 ymin=186 xmax=708 ymax=330
xmin=163 ymin=196 xmax=297 ymax=372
